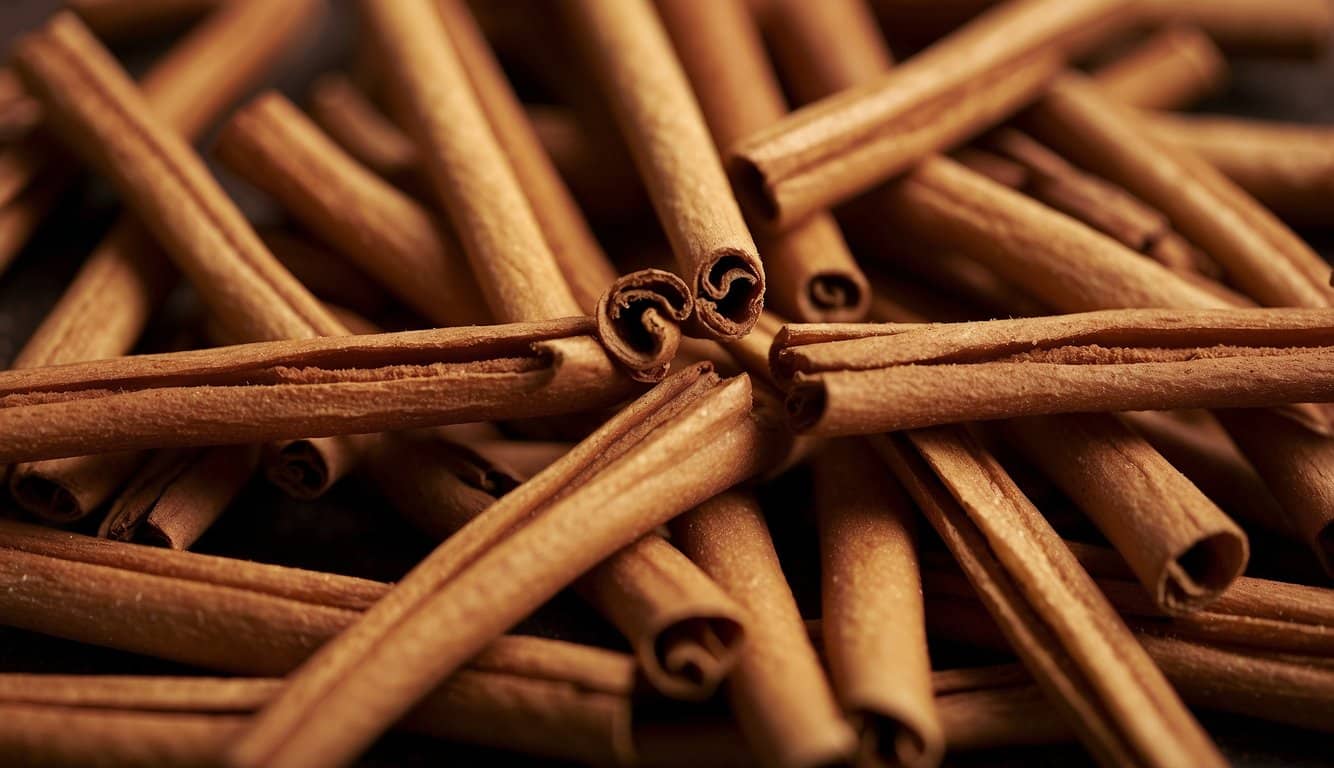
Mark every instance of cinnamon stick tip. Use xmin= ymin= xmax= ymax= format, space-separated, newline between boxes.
xmin=785 ymin=375 xmax=828 ymax=435
xmin=858 ymin=711 xmax=944 ymax=768
xmin=8 ymin=470 xmax=87 ymax=523
xmin=1162 ymin=529 xmax=1249 ymax=612
xmin=263 ymin=441 xmax=335 ymax=500
xmin=596 ymin=269 xmax=694 ymax=383
xmin=646 ymin=614 xmax=745 ymax=700
xmin=727 ymin=150 xmax=781 ymax=225
xmin=807 ymin=271 xmax=870 ymax=322
xmin=688 ymin=247 xmax=766 ymax=342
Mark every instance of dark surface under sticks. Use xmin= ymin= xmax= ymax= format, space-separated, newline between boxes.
xmin=1 ymin=2 xmax=1332 ymax=766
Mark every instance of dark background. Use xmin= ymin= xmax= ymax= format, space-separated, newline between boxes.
xmin=0 ymin=1 xmax=1331 ymax=766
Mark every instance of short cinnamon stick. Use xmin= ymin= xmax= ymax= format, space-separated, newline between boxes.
xmin=730 ymin=0 xmax=1135 ymax=227
xmin=672 ymin=490 xmax=858 ymax=768
xmin=1091 ymin=26 xmax=1228 ymax=111
xmin=812 ymin=440 xmax=941 ymax=768
xmin=656 ymin=0 xmax=868 ymax=324
xmin=776 ymin=308 xmax=1334 ymax=435
xmin=563 ymin=0 xmax=765 ymax=340
xmin=0 ymin=319 xmax=633 ymax=464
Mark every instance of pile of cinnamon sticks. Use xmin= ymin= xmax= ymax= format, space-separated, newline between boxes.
xmin=0 ymin=0 xmax=1331 ymax=765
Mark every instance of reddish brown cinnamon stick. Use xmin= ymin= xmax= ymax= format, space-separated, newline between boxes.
xmin=730 ymin=0 xmax=1136 ymax=227
xmin=563 ymin=0 xmax=765 ymax=340
xmin=656 ymin=0 xmax=868 ymax=324
xmin=67 ymin=0 xmax=224 ymax=41
xmin=0 ymin=67 xmax=40 ymax=141
xmin=812 ymin=440 xmax=941 ymax=768
xmin=672 ymin=490 xmax=858 ymax=768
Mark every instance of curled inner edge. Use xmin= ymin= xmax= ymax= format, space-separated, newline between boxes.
xmin=596 ymin=269 xmax=694 ymax=383
xmin=693 ymin=253 xmax=765 ymax=341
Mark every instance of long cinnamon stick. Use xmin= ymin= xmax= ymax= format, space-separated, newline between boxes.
xmin=6 ymin=0 xmax=324 ymax=522
xmin=364 ymin=428 xmax=748 ymax=702
xmin=672 ymin=490 xmax=858 ymax=768
xmin=812 ymin=440 xmax=941 ymax=768
xmin=563 ymin=0 xmax=765 ymax=340
xmin=229 ymin=365 xmax=781 ymax=767
xmin=775 ymin=308 xmax=1334 ymax=435
xmin=0 ymin=319 xmax=633 ymax=464
xmin=1092 ymin=26 xmax=1228 ymax=111
xmin=874 ymin=428 xmax=1226 ymax=767
xmin=215 ymin=92 xmax=490 ymax=328
xmin=1139 ymin=0 xmax=1334 ymax=57
xmin=67 ymin=0 xmax=224 ymax=41
xmin=656 ymin=0 xmax=868 ymax=324
xmin=730 ymin=0 xmax=1135 ymax=227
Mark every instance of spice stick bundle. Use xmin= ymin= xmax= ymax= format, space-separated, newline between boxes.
xmin=2 ymin=0 xmax=1334 ymax=765
xmin=774 ymin=308 xmax=1334 ymax=435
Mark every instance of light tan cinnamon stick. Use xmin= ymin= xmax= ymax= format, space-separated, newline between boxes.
xmin=215 ymin=91 xmax=489 ymax=327
xmin=306 ymin=73 xmax=421 ymax=192
xmin=6 ymin=0 xmax=324 ymax=522
xmin=656 ymin=0 xmax=868 ymax=324
xmin=364 ymin=428 xmax=748 ymax=701
xmin=812 ymin=440 xmax=941 ymax=768
xmin=229 ymin=365 xmax=782 ymax=767
xmin=563 ymin=0 xmax=765 ymax=340
xmin=1002 ymin=414 xmax=1248 ymax=612
xmin=730 ymin=0 xmax=1136 ymax=227
xmin=0 ymin=319 xmax=633 ymax=464
xmin=874 ymin=427 xmax=1226 ymax=767
xmin=1026 ymin=72 xmax=1334 ymax=310
xmin=1091 ymin=26 xmax=1228 ymax=111
xmin=776 ymin=308 xmax=1334 ymax=435
xmin=97 ymin=445 xmax=259 ymax=549
xmin=672 ymin=490 xmax=858 ymax=768
xmin=596 ymin=269 xmax=694 ymax=383
xmin=1139 ymin=0 xmax=1334 ymax=57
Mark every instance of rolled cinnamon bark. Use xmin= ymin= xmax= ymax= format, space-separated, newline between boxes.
xmin=215 ymin=91 xmax=490 ymax=328
xmin=0 ymin=319 xmax=635 ymax=464
xmin=1139 ymin=0 xmax=1334 ymax=57
xmin=67 ymin=0 xmax=223 ymax=41
xmin=596 ymin=269 xmax=694 ymax=383
xmin=656 ymin=0 xmax=868 ymax=324
xmin=97 ymin=445 xmax=259 ymax=549
xmin=229 ymin=366 xmax=783 ymax=768
xmin=874 ymin=428 xmax=1226 ymax=768
xmin=812 ymin=441 xmax=941 ymax=768
xmin=5 ymin=0 xmax=324 ymax=522
xmin=775 ymin=308 xmax=1334 ymax=435
xmin=563 ymin=0 xmax=765 ymax=340
xmin=730 ymin=0 xmax=1135 ymax=227
xmin=306 ymin=72 xmax=421 ymax=192
xmin=672 ymin=490 xmax=858 ymax=768
xmin=1002 ymin=415 xmax=1248 ymax=613
xmin=1091 ymin=26 xmax=1228 ymax=111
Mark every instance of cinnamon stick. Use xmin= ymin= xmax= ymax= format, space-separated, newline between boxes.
xmin=563 ymin=0 xmax=765 ymax=340
xmin=0 ymin=67 xmax=40 ymax=141
xmin=364 ymin=428 xmax=749 ymax=702
xmin=1139 ymin=0 xmax=1334 ymax=57
xmin=729 ymin=0 xmax=1136 ymax=227
xmin=874 ymin=427 xmax=1226 ymax=767
xmin=1025 ymin=72 xmax=1334 ymax=310
xmin=0 ymin=319 xmax=634 ymax=464
xmin=306 ymin=73 xmax=420 ymax=192
xmin=776 ymin=308 xmax=1334 ymax=435
xmin=672 ymin=490 xmax=858 ymax=768
xmin=596 ymin=269 xmax=694 ymax=383
xmin=6 ymin=0 xmax=324 ymax=522
xmin=97 ymin=445 xmax=259 ymax=549
xmin=229 ymin=365 xmax=781 ymax=767
xmin=1091 ymin=26 xmax=1228 ymax=111
xmin=812 ymin=440 xmax=941 ymax=768
xmin=656 ymin=0 xmax=868 ymax=324
xmin=214 ymin=91 xmax=490 ymax=328
xmin=67 ymin=0 xmax=224 ymax=42
xmin=262 ymin=231 xmax=393 ymax=321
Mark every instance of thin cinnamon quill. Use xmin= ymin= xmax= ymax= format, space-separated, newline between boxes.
xmin=812 ymin=441 xmax=941 ymax=768
xmin=0 ymin=520 xmax=640 ymax=765
xmin=1091 ymin=26 xmax=1228 ymax=111
xmin=729 ymin=0 xmax=1136 ymax=228
xmin=655 ymin=0 xmax=868 ymax=324
xmin=0 ymin=319 xmax=633 ymax=465
xmin=672 ymin=490 xmax=858 ymax=768
xmin=6 ymin=0 xmax=324 ymax=522
xmin=67 ymin=0 xmax=224 ymax=42
xmin=873 ymin=428 xmax=1227 ymax=768
xmin=229 ymin=365 xmax=782 ymax=767
xmin=364 ymin=429 xmax=748 ymax=701
xmin=563 ymin=0 xmax=765 ymax=340
xmin=776 ymin=308 xmax=1334 ymax=435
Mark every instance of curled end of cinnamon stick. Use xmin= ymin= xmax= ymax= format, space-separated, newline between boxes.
xmin=647 ymin=615 xmax=746 ymax=701
xmin=807 ymin=272 xmax=869 ymax=323
xmin=265 ymin=440 xmax=337 ymax=500
xmin=688 ymin=248 xmax=766 ymax=342
xmin=858 ymin=710 xmax=943 ymax=768
xmin=595 ymin=269 xmax=693 ymax=383
xmin=9 ymin=466 xmax=86 ymax=523
xmin=1161 ymin=530 xmax=1249 ymax=612
xmin=785 ymin=376 xmax=828 ymax=435
xmin=729 ymin=152 xmax=782 ymax=226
